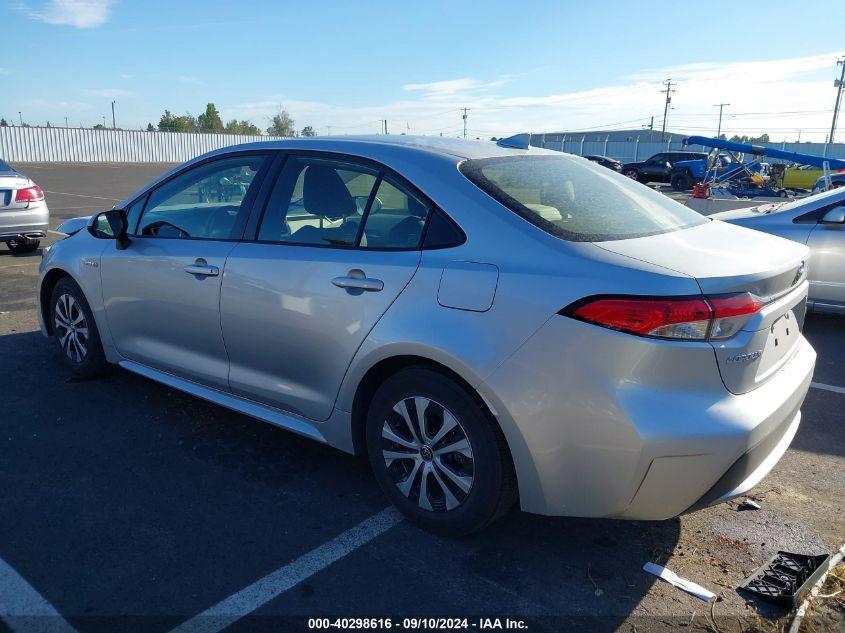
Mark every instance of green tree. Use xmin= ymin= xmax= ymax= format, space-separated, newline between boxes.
xmin=728 ymin=133 xmax=770 ymax=144
xmin=146 ymin=123 xmax=155 ymax=132
xmin=197 ymin=102 xmax=223 ymax=133
xmin=158 ymin=110 xmax=198 ymax=132
xmin=225 ymin=119 xmax=261 ymax=135
xmin=267 ymin=109 xmax=295 ymax=137
xmin=0 ymin=118 xmax=7 ymax=127
xmin=93 ymin=123 xmax=106 ymax=129
xmin=300 ymin=125 xmax=316 ymax=137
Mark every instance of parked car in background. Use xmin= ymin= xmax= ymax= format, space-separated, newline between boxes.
xmin=0 ymin=159 xmax=49 ymax=254
xmin=811 ymin=172 xmax=845 ymax=194
xmin=780 ymin=164 xmax=824 ymax=191
xmin=621 ymin=151 xmax=707 ymax=184
xmin=713 ymin=186 xmax=845 ymax=314
xmin=39 ymin=136 xmax=815 ymax=534
xmin=584 ymin=155 xmax=622 ymax=171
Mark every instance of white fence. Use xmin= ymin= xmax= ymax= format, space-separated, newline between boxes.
xmin=0 ymin=126 xmax=288 ymax=163
xmin=531 ymin=134 xmax=845 ymax=165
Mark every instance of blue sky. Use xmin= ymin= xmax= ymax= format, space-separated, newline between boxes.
xmin=3 ymin=0 xmax=845 ymax=140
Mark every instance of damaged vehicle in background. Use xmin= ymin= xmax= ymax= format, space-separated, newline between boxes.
xmin=0 ymin=159 xmax=49 ymax=254
xmin=38 ymin=135 xmax=815 ymax=535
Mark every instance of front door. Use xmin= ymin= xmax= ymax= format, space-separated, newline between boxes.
xmin=100 ymin=153 xmax=270 ymax=389
xmin=806 ymin=206 xmax=845 ymax=306
xmin=221 ymin=155 xmax=430 ymax=420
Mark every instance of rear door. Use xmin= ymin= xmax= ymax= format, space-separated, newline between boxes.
xmin=221 ymin=154 xmax=429 ymax=421
xmin=100 ymin=152 xmax=271 ymax=389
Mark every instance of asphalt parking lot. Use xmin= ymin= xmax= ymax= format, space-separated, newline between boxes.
xmin=1 ymin=163 xmax=843 ymax=633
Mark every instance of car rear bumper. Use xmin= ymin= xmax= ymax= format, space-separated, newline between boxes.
xmin=0 ymin=202 xmax=49 ymax=241
xmin=480 ymin=316 xmax=816 ymax=519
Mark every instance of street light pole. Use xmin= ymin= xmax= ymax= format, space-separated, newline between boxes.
xmin=111 ymin=100 xmax=116 ymax=129
xmin=18 ymin=112 xmax=22 ymax=125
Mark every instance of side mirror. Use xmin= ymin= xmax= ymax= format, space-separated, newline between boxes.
xmin=88 ymin=209 xmax=130 ymax=249
xmin=820 ymin=206 xmax=845 ymax=224
xmin=665 ymin=162 xmax=673 ymax=169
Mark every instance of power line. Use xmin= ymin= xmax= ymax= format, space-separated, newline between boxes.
xmin=660 ymin=79 xmax=675 ymax=141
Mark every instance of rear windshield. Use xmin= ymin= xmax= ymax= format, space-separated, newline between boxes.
xmin=460 ymin=155 xmax=707 ymax=242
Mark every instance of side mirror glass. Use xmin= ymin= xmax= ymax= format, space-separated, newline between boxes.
xmin=88 ymin=209 xmax=130 ymax=249
xmin=820 ymin=206 xmax=845 ymax=224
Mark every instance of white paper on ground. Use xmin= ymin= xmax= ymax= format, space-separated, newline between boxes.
xmin=643 ymin=562 xmax=717 ymax=602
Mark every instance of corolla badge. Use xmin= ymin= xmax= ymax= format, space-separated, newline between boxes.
xmin=726 ymin=350 xmax=763 ymax=364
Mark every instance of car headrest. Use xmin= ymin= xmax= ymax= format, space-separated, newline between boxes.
xmin=303 ymin=165 xmax=356 ymax=220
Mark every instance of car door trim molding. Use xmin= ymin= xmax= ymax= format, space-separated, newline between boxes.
xmin=119 ymin=359 xmax=328 ymax=443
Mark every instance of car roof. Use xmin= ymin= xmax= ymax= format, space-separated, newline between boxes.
xmin=209 ymin=134 xmax=559 ymax=162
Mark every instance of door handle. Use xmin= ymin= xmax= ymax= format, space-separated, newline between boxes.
xmin=184 ymin=258 xmax=219 ymax=277
xmin=332 ymin=269 xmax=383 ymax=292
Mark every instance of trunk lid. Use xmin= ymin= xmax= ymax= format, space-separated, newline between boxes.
xmin=596 ymin=219 xmax=809 ymax=394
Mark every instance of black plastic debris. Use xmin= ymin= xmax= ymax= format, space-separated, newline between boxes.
xmin=739 ymin=551 xmax=831 ymax=607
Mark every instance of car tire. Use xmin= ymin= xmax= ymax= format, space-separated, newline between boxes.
xmin=7 ymin=239 xmax=40 ymax=254
xmin=624 ymin=169 xmax=641 ymax=182
xmin=366 ymin=367 xmax=517 ymax=536
xmin=670 ymin=172 xmax=693 ymax=191
xmin=50 ymin=277 xmax=110 ymax=379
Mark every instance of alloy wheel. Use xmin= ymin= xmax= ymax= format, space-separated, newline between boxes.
xmin=381 ymin=396 xmax=474 ymax=512
xmin=54 ymin=293 xmax=89 ymax=363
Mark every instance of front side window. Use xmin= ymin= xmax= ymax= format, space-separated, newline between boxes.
xmin=460 ymin=155 xmax=707 ymax=242
xmin=136 ymin=154 xmax=267 ymax=239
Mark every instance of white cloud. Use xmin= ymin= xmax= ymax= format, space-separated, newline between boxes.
xmin=84 ymin=87 xmax=133 ymax=98
xmin=222 ymin=53 xmax=845 ymax=142
xmin=24 ymin=0 xmax=113 ymax=29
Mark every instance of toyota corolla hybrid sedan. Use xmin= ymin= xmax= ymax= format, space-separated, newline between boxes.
xmin=38 ymin=135 xmax=815 ymax=535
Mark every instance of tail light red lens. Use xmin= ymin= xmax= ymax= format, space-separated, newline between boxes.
xmin=14 ymin=185 xmax=44 ymax=203
xmin=563 ymin=293 xmax=762 ymax=341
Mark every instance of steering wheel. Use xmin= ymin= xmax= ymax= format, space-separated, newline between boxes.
xmin=142 ymin=220 xmax=191 ymax=238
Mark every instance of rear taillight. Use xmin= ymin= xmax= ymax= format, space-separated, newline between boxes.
xmin=15 ymin=185 xmax=44 ymax=203
xmin=563 ymin=293 xmax=762 ymax=341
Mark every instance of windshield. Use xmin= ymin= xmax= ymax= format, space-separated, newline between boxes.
xmin=459 ymin=155 xmax=707 ymax=242
xmin=0 ymin=159 xmax=13 ymax=172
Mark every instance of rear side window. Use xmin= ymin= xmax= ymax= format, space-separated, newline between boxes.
xmin=460 ymin=155 xmax=707 ymax=242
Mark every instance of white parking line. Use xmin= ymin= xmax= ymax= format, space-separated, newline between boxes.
xmin=0 ymin=556 xmax=78 ymax=632
xmin=811 ymin=381 xmax=845 ymax=395
xmin=44 ymin=191 xmax=121 ymax=202
xmin=169 ymin=507 xmax=403 ymax=633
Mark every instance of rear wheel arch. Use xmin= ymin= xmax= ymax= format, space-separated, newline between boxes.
xmin=349 ymin=355 xmax=514 ymax=469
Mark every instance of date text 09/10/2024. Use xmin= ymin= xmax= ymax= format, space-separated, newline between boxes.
xmin=307 ymin=618 xmax=528 ymax=630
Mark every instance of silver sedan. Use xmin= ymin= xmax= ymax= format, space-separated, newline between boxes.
xmin=0 ymin=159 xmax=50 ymax=254
xmin=38 ymin=135 xmax=815 ymax=534
xmin=713 ymin=187 xmax=845 ymax=314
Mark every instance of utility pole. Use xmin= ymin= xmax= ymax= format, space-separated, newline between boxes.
xmin=829 ymin=56 xmax=845 ymax=144
xmin=461 ymin=107 xmax=470 ymax=138
xmin=381 ymin=119 xmax=388 ymax=135
xmin=18 ymin=112 xmax=22 ymax=125
xmin=326 ymin=125 xmax=332 ymax=136
xmin=660 ymin=79 xmax=675 ymax=141
xmin=64 ymin=116 xmax=69 ymax=128
xmin=714 ymin=103 xmax=729 ymax=137
xmin=111 ymin=100 xmax=116 ymax=129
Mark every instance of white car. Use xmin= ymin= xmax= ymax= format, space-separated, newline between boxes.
xmin=0 ymin=159 xmax=49 ymax=254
